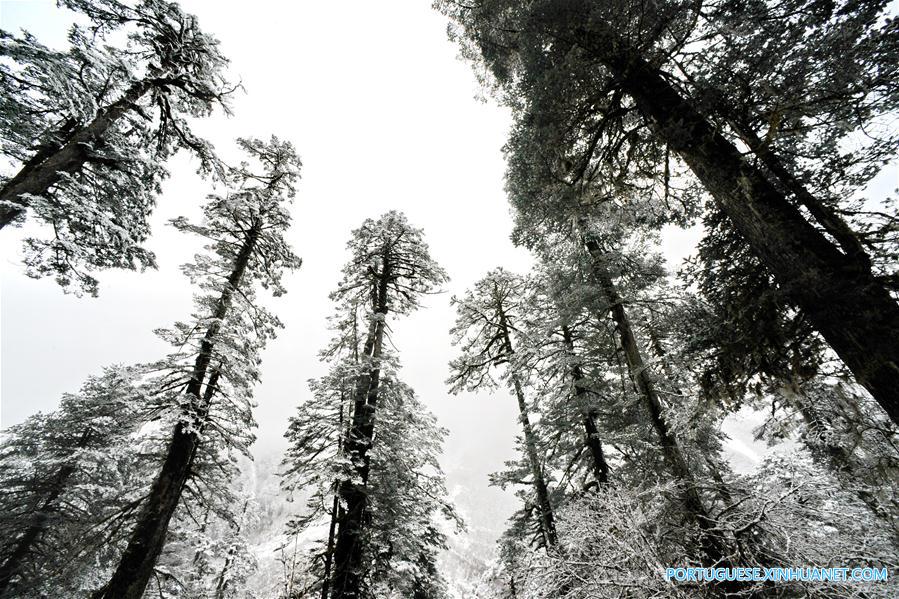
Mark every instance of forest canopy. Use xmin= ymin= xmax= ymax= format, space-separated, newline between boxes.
xmin=0 ymin=1 xmax=897 ymax=598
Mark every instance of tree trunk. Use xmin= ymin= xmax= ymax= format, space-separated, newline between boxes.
xmin=213 ymin=500 xmax=249 ymax=599
xmin=320 ymin=493 xmax=340 ymax=599
xmin=731 ymin=122 xmax=871 ymax=269
xmin=0 ymin=429 xmax=91 ymax=597
xmin=561 ymin=325 xmax=609 ymax=485
xmin=94 ymin=222 xmax=260 ymax=599
xmin=0 ymin=80 xmax=153 ymax=229
xmin=320 ymin=398 xmax=347 ymax=599
xmin=496 ymin=299 xmax=558 ymax=547
xmin=581 ymin=234 xmax=730 ymax=569
xmin=586 ymin=34 xmax=899 ymax=423
xmin=510 ymin=373 xmax=558 ymax=547
xmin=331 ymin=254 xmax=391 ymax=598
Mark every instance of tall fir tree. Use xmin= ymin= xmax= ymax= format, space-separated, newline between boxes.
xmin=302 ymin=211 xmax=449 ymax=598
xmin=448 ymin=269 xmax=559 ymax=549
xmin=436 ymin=0 xmax=899 ymax=424
xmin=94 ymin=136 xmax=301 ymax=598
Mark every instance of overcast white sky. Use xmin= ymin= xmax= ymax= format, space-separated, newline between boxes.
xmin=0 ymin=0 xmax=541 ymax=534
xmin=1 ymin=0 xmax=895 ymax=544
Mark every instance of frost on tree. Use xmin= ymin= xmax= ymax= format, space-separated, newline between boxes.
xmin=510 ymin=264 xmax=612 ymax=488
xmin=0 ymin=367 xmax=148 ymax=597
xmin=454 ymin=232 xmax=898 ymax=597
xmin=448 ymin=269 xmax=560 ymax=550
xmin=93 ymin=136 xmax=301 ymax=599
xmin=0 ymin=0 xmax=234 ymax=295
xmin=436 ymin=0 xmax=899 ymax=424
xmin=280 ymin=211 xmax=452 ymax=599
xmin=281 ymin=361 xmax=459 ymax=599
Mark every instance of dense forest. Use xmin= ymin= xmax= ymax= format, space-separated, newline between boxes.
xmin=0 ymin=0 xmax=897 ymax=597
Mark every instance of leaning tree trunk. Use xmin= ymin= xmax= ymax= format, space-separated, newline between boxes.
xmin=0 ymin=79 xmax=154 ymax=230
xmin=93 ymin=222 xmax=261 ymax=599
xmin=331 ymin=254 xmax=391 ymax=599
xmin=213 ymin=499 xmax=250 ymax=599
xmin=580 ymin=234 xmax=730 ymax=569
xmin=497 ymin=302 xmax=559 ymax=547
xmin=582 ymin=29 xmax=899 ymax=423
xmin=730 ymin=121 xmax=871 ymax=269
xmin=561 ymin=325 xmax=609 ymax=485
xmin=0 ymin=429 xmax=92 ymax=597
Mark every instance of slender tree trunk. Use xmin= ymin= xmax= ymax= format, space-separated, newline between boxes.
xmin=213 ymin=554 xmax=233 ymax=598
xmin=581 ymin=412 xmax=608 ymax=485
xmin=561 ymin=325 xmax=609 ymax=485
xmin=331 ymin=254 xmax=391 ymax=598
xmin=213 ymin=500 xmax=249 ymax=599
xmin=0 ymin=429 xmax=92 ymax=597
xmin=94 ymin=222 xmax=260 ymax=599
xmin=0 ymin=80 xmax=153 ymax=229
xmin=285 ymin=533 xmax=300 ymax=599
xmin=583 ymin=33 xmax=899 ymax=422
xmin=580 ymin=234 xmax=730 ymax=569
xmin=320 ymin=396 xmax=348 ymax=599
xmin=320 ymin=493 xmax=340 ymax=599
xmin=496 ymin=300 xmax=558 ymax=547
xmin=510 ymin=373 xmax=558 ymax=547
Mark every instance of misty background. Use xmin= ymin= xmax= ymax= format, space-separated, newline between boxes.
xmin=2 ymin=0 xmax=890 ymax=550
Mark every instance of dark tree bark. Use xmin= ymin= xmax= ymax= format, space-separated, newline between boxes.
xmin=0 ymin=80 xmax=154 ymax=229
xmin=213 ymin=500 xmax=249 ymax=599
xmin=561 ymin=325 xmax=609 ymax=485
xmin=331 ymin=253 xmax=391 ymax=598
xmin=495 ymin=295 xmax=558 ymax=547
xmin=581 ymin=32 xmax=899 ymax=423
xmin=0 ymin=429 xmax=92 ymax=597
xmin=320 ymin=493 xmax=340 ymax=599
xmin=320 ymin=398 xmax=347 ymax=599
xmin=581 ymin=233 xmax=731 ymax=569
xmin=730 ymin=122 xmax=871 ymax=269
xmin=509 ymin=372 xmax=558 ymax=547
xmin=581 ymin=411 xmax=608 ymax=485
xmin=93 ymin=221 xmax=261 ymax=599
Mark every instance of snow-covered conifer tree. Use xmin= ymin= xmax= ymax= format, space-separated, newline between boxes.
xmin=94 ymin=135 xmax=301 ymax=599
xmin=307 ymin=211 xmax=449 ymax=598
xmin=0 ymin=366 xmax=148 ymax=597
xmin=436 ymin=0 xmax=899 ymax=425
xmin=282 ymin=363 xmax=458 ymax=599
xmin=448 ymin=269 xmax=560 ymax=549
xmin=0 ymin=0 xmax=234 ymax=294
